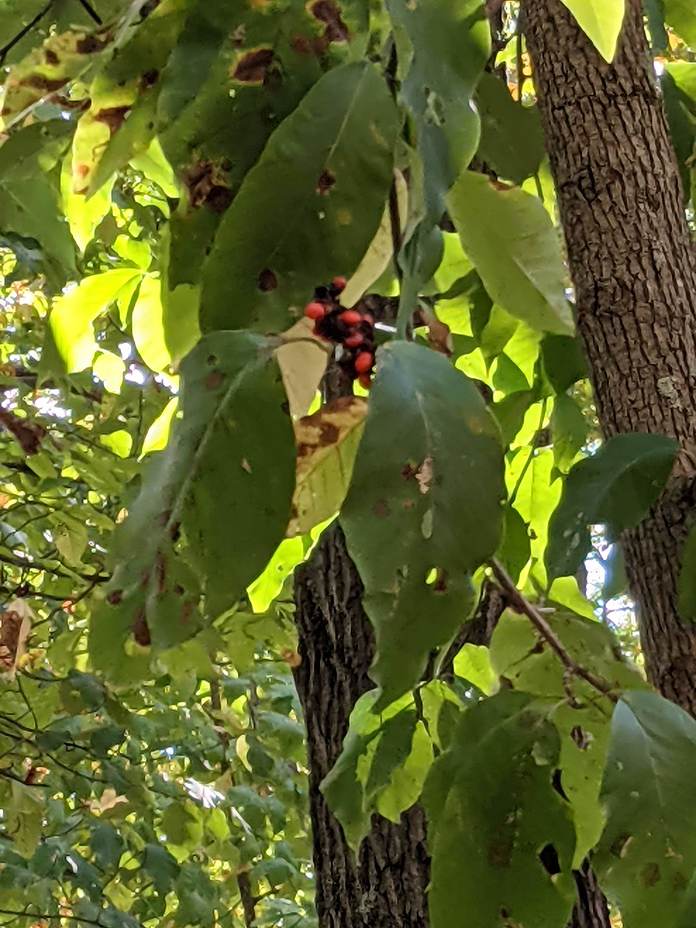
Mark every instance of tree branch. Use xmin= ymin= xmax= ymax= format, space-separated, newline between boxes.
xmin=489 ymin=558 xmax=618 ymax=700
xmin=76 ymin=0 xmax=103 ymax=24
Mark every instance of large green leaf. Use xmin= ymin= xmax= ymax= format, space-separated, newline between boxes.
xmin=425 ymin=691 xmax=576 ymax=928
xmin=386 ymin=0 xmax=490 ymax=221
xmin=341 ymin=341 xmax=505 ymax=704
xmin=547 ymin=433 xmax=678 ymax=580
xmin=475 ymin=73 xmax=545 ymax=184
xmin=200 ymin=62 xmax=398 ymax=332
xmin=448 ymin=172 xmax=575 ymax=336
xmin=559 ymin=0 xmax=626 ymax=62
xmin=89 ymin=331 xmax=296 ymax=681
xmin=596 ymin=691 xmax=696 ymax=927
xmin=321 ymin=690 xmax=433 ymax=848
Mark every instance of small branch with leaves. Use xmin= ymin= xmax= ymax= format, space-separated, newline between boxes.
xmin=489 ymin=558 xmax=618 ymax=701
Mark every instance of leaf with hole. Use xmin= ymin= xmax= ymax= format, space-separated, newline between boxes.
xmin=341 ymin=341 xmax=505 ymax=704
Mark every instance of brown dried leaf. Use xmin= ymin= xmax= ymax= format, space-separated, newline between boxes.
xmin=287 ymin=396 xmax=367 ymax=536
xmin=0 ymin=600 xmax=33 ymax=680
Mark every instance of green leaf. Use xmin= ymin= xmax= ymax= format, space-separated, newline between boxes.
xmin=247 ymin=537 xmax=306 ymax=614
xmin=677 ymin=525 xmax=696 ymax=621
xmin=552 ymin=701 xmax=611 ymax=867
xmin=547 ymin=433 xmax=678 ymax=580
xmin=341 ymin=341 xmax=505 ymax=703
xmin=541 ymin=335 xmax=589 ymax=394
xmin=201 ymin=62 xmax=398 ymax=332
xmin=497 ymin=504 xmax=531 ymax=583
xmin=448 ymin=172 xmax=575 ymax=336
xmin=386 ymin=0 xmax=490 ymax=220
xmin=490 ymin=610 xmax=644 ymax=701
xmin=50 ymin=269 xmax=142 ymax=372
xmin=90 ymin=331 xmax=296 ymax=680
xmin=425 ymin=691 xmax=576 ymax=928
xmin=6 ymin=781 xmax=43 ymax=858
xmin=453 ymin=643 xmax=498 ymax=695
xmin=551 ymin=394 xmax=588 ymax=473
xmin=91 ymin=823 xmax=124 ymax=870
xmin=663 ymin=0 xmax=696 ymax=47
xmin=321 ymin=690 xmax=433 ymax=848
xmin=559 ymin=0 xmax=626 ymax=62
xmin=162 ymin=801 xmax=204 ymax=849
xmin=596 ymin=691 xmax=696 ymax=927
xmin=475 ymin=73 xmax=545 ymax=184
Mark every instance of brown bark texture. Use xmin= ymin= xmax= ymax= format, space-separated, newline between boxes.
xmin=293 ymin=525 xmax=608 ymax=927
xmin=523 ymin=0 xmax=696 ymax=713
xmin=293 ymin=524 xmax=429 ymax=928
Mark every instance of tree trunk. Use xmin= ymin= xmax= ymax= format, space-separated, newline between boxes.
xmin=523 ymin=0 xmax=696 ymax=713
xmin=293 ymin=524 xmax=429 ymax=928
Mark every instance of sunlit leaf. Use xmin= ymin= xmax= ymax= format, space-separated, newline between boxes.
xmin=449 ymin=172 xmax=574 ymax=336
xmin=559 ymin=0 xmax=626 ymax=62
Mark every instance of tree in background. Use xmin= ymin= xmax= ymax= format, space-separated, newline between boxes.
xmin=0 ymin=2 xmax=695 ymax=928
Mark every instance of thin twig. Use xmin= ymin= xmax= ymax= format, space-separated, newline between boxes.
xmin=76 ymin=0 xmax=103 ymax=24
xmin=0 ymin=1 xmax=53 ymax=65
xmin=489 ymin=558 xmax=618 ymax=700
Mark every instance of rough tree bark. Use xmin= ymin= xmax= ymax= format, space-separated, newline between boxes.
xmin=523 ymin=0 xmax=696 ymax=713
xmin=293 ymin=525 xmax=430 ymax=928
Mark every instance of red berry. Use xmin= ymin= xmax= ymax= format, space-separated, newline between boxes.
xmin=339 ymin=310 xmax=362 ymax=326
xmin=332 ymin=275 xmax=347 ymax=292
xmin=304 ymin=301 xmax=326 ymax=320
xmin=344 ymin=333 xmax=364 ymax=348
xmin=358 ymin=374 xmax=372 ymax=390
xmin=354 ymin=351 xmax=373 ymax=375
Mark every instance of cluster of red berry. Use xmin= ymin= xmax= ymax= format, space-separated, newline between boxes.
xmin=304 ymin=277 xmax=376 ymax=389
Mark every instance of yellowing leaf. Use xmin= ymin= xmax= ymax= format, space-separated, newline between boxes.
xmin=340 ymin=169 xmax=408 ymax=309
xmin=275 ymin=318 xmax=330 ymax=419
xmin=560 ymin=0 xmax=626 ymax=62
xmin=93 ymin=351 xmax=126 ymax=394
xmin=247 ymin=537 xmax=306 ymax=613
xmin=132 ymin=275 xmax=169 ymax=373
xmin=100 ymin=430 xmax=133 ymax=459
xmin=288 ymin=397 xmax=368 ymax=537
xmin=140 ymin=397 xmax=179 ymax=459
xmin=51 ymin=269 xmax=142 ymax=372
xmin=453 ymin=644 xmax=498 ymax=695
xmin=61 ymin=155 xmax=114 ymax=252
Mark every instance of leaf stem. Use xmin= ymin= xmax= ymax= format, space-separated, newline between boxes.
xmin=489 ymin=558 xmax=617 ymax=701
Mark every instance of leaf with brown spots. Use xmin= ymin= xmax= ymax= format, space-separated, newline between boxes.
xmin=0 ymin=600 xmax=33 ymax=680
xmin=231 ymin=46 xmax=275 ymax=85
xmin=287 ymin=396 xmax=367 ymax=536
xmin=90 ymin=331 xmax=295 ymax=684
xmin=201 ymin=61 xmax=399 ymax=333
xmin=596 ymin=691 xmax=696 ymax=927
xmin=425 ymin=692 xmax=575 ymax=928
xmin=1 ymin=26 xmax=115 ymax=127
xmin=341 ymin=341 xmax=505 ymax=704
